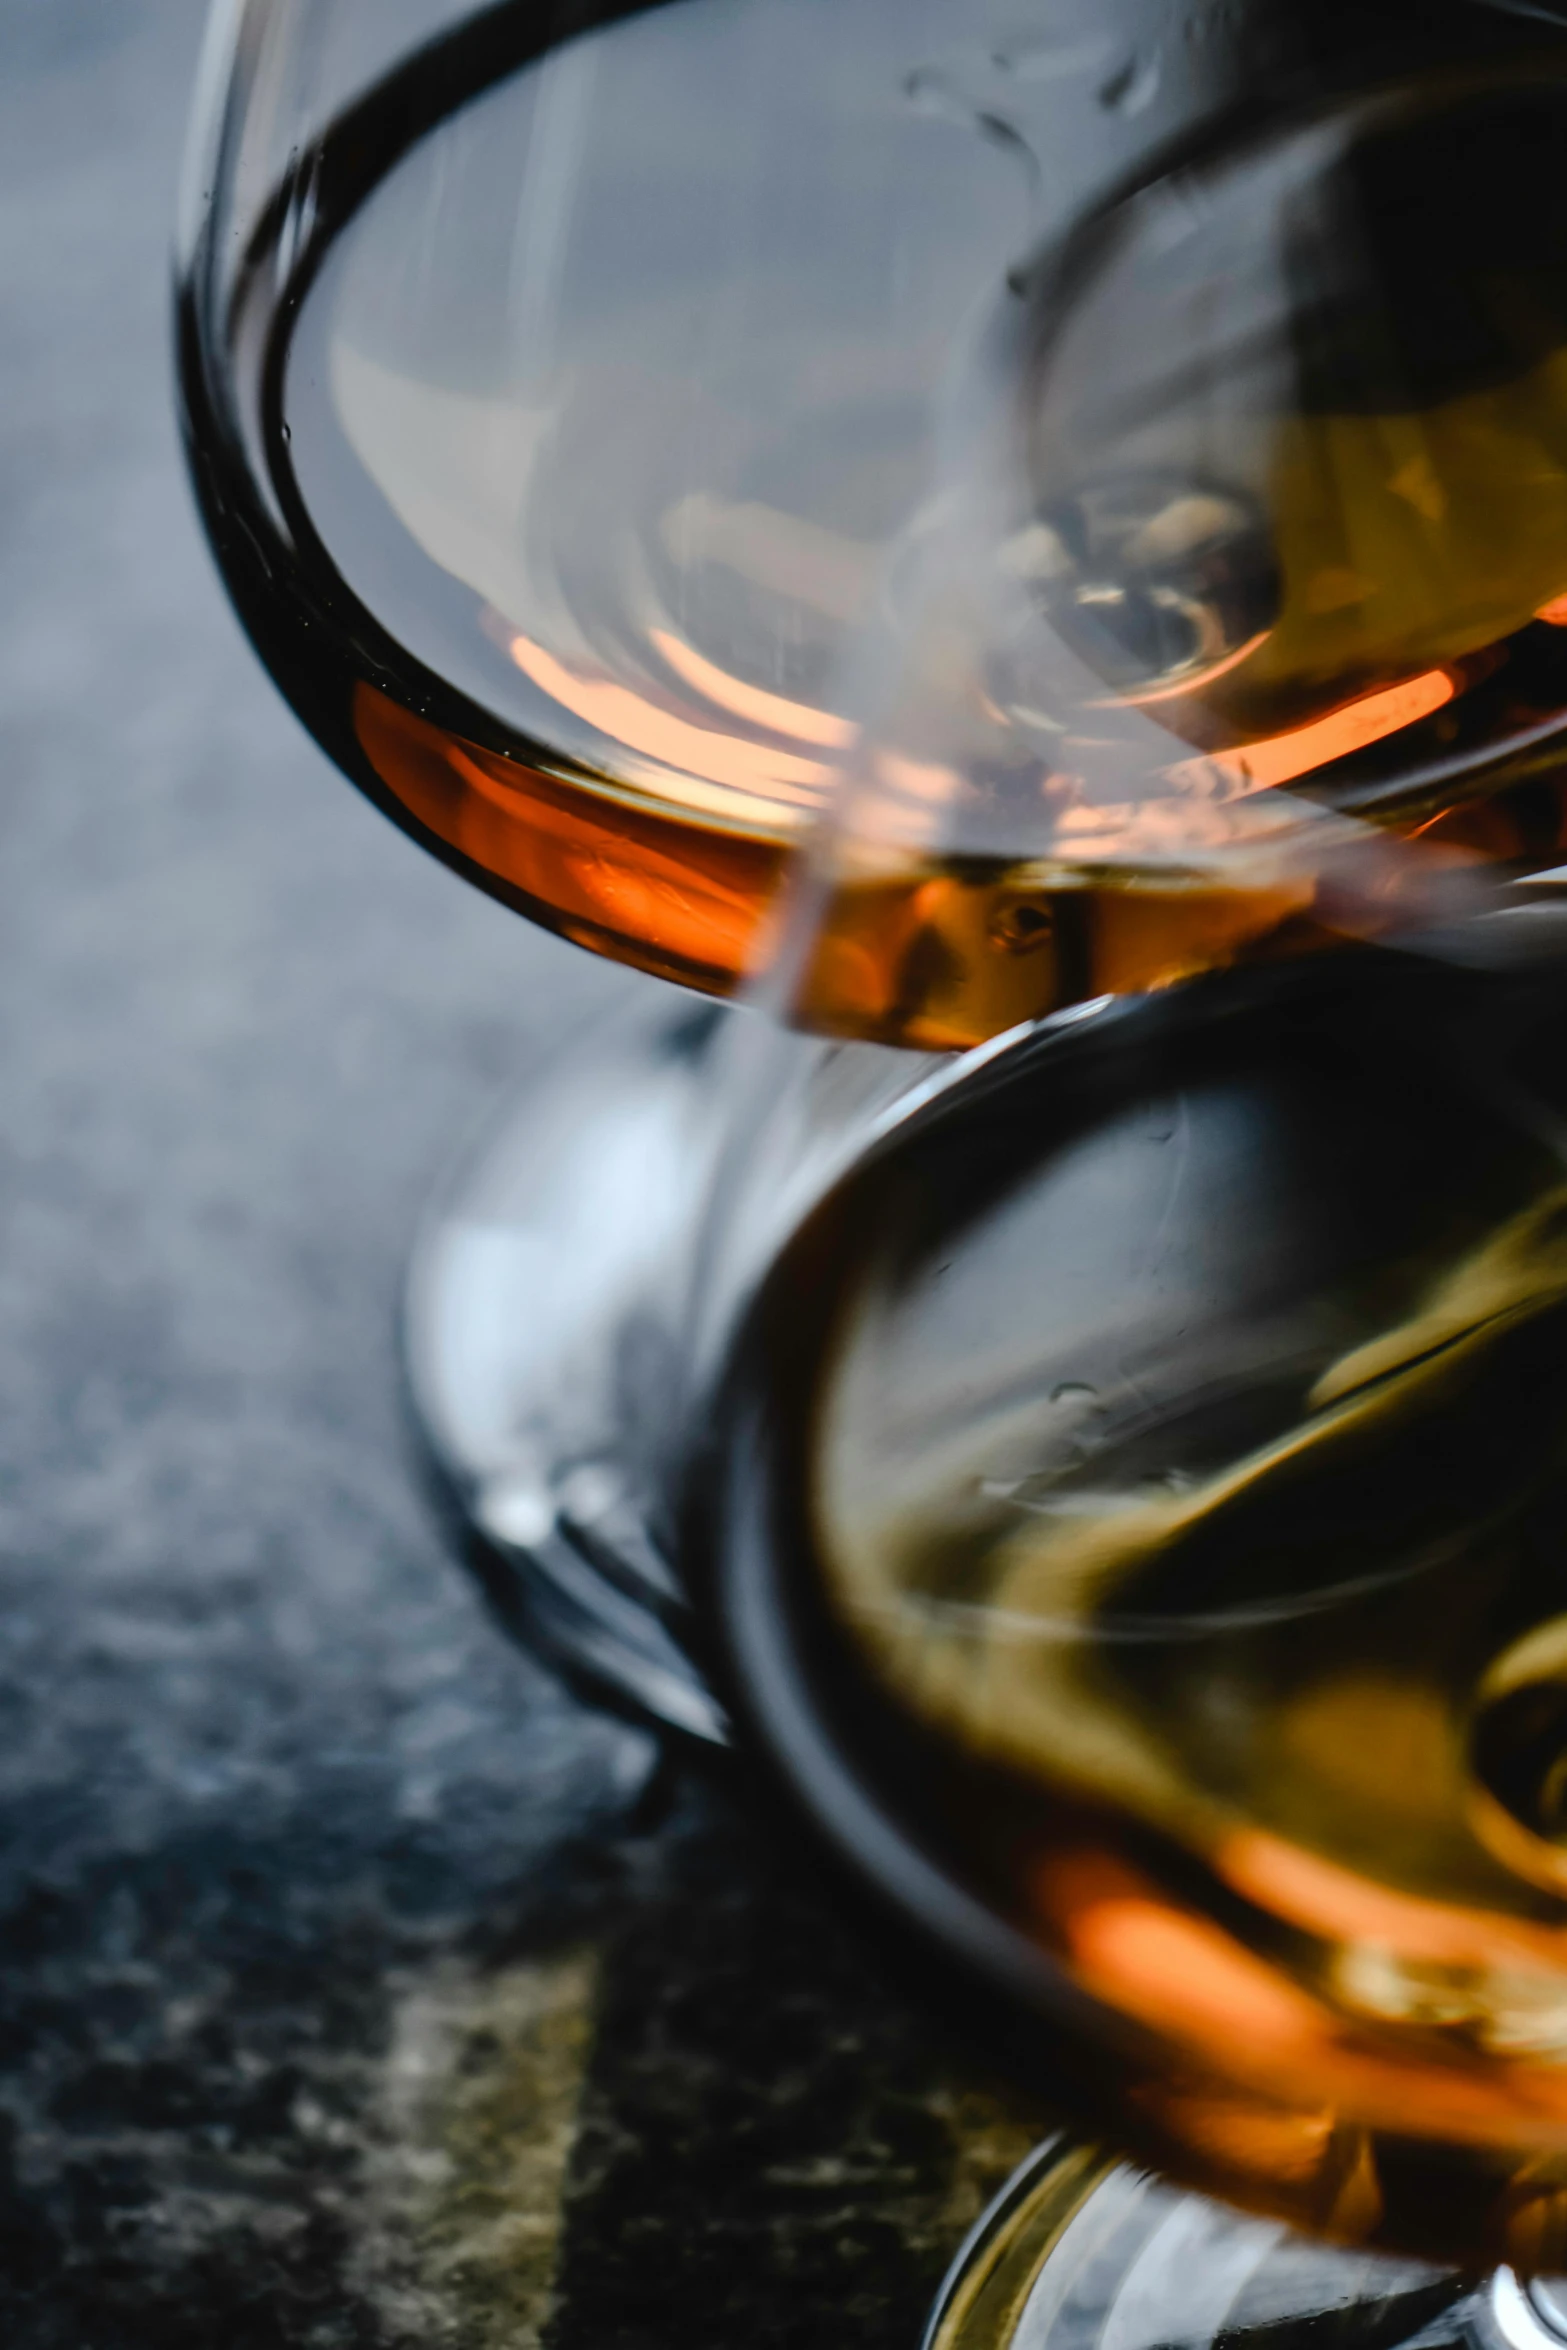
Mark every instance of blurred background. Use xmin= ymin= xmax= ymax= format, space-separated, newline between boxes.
xmin=0 ymin=5 xmax=1039 ymax=2341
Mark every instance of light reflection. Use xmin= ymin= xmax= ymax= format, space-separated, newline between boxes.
xmin=647 ymin=627 xmax=855 ymax=749
xmin=507 ymin=631 xmax=829 ymax=816
xmin=1167 ymin=671 xmax=1457 ymax=798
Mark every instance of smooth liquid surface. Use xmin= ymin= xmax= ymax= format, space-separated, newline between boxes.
xmin=727 ymin=958 xmax=1567 ymax=2265
xmin=191 ymin=3 xmax=1567 ymax=1036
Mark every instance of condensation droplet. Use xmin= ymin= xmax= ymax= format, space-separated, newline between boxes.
xmin=1099 ymin=52 xmax=1162 ymax=116
xmin=900 ymin=64 xmax=1041 ymax=200
xmin=991 ymin=34 xmax=1112 ymax=82
xmin=903 ymin=64 xmax=961 ymax=117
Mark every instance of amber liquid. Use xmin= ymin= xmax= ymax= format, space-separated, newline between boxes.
xmin=181 ymin=13 xmax=1567 ymax=1045
xmin=726 ymin=951 xmax=1567 ymax=2268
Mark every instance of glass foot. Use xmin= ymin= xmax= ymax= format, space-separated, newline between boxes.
xmin=926 ymin=2142 xmax=1567 ymax=2350
xmin=404 ymin=994 xmax=731 ymax=1744
xmin=403 ymin=983 xmax=951 ymax=1743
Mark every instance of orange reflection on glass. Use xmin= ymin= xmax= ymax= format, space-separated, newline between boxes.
xmin=1034 ymin=1847 xmax=1567 ymax=2153
xmin=648 ymin=627 xmax=855 ymax=750
xmin=1172 ymin=670 xmax=1456 ymax=796
xmin=508 ymin=631 xmax=827 ymax=808
xmin=1219 ymin=1831 xmax=1567 ymax=1975
xmin=1041 ymin=1850 xmax=1329 ymax=2061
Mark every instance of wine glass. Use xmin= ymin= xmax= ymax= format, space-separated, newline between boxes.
xmin=178 ymin=3 xmax=1567 ymax=2346
xmin=690 ymin=19 xmax=1567 ymax=2350
xmin=182 ymin=0 xmax=1395 ymax=1739
xmin=175 ymin=0 xmax=1134 ymax=1737
xmin=176 ymin=0 xmax=1567 ymax=1741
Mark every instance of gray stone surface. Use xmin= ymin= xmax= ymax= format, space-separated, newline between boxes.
xmin=0 ymin=7 xmax=1044 ymax=2343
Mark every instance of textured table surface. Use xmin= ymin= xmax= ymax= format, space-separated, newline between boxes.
xmin=0 ymin=7 xmax=1045 ymax=2342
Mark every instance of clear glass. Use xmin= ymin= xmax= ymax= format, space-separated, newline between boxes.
xmin=177 ymin=4 xmax=1567 ymax=2348
xmin=692 ymin=16 xmax=1567 ymax=2343
xmin=175 ymin=0 xmax=1269 ymax=1733
xmin=181 ymin=0 xmax=1215 ymax=994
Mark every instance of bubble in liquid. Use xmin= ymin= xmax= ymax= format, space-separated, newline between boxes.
xmin=988 ymin=896 xmax=1056 ymax=954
